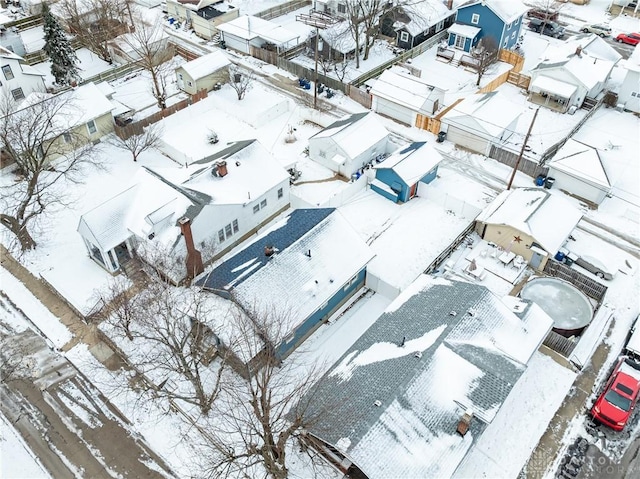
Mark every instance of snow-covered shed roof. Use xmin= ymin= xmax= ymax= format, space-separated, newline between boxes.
xmin=310 ymin=112 xmax=389 ymax=160
xmin=151 ymin=140 xmax=289 ymax=206
xmin=548 ymin=139 xmax=610 ymax=189
xmin=197 ymin=208 xmax=374 ymax=339
xmin=395 ymin=0 xmax=459 ymax=36
xmin=442 ymin=92 xmax=521 ymax=138
xmin=461 ymin=0 xmax=527 ymax=24
xmin=448 ymin=23 xmax=481 ymax=38
xmin=374 ymin=142 xmax=442 ymax=185
xmin=217 ymin=15 xmax=298 ymax=45
xmin=476 ymin=187 xmax=583 ymax=254
xmin=319 ymin=20 xmax=364 ymax=54
xmin=371 ymin=67 xmax=443 ymax=113
xmin=177 ymin=50 xmax=230 ymax=80
xmin=301 ymin=275 xmax=552 ymax=479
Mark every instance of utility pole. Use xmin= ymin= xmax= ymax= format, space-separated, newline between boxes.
xmin=507 ymin=107 xmax=539 ymax=190
xmin=314 ymin=26 xmax=319 ymax=110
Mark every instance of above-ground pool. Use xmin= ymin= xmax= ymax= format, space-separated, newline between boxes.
xmin=520 ymin=277 xmax=594 ymax=336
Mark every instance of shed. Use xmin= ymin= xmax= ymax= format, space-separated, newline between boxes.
xmin=216 ymin=15 xmax=299 ymax=54
xmin=371 ymin=142 xmax=443 ymax=203
xmin=175 ymin=50 xmax=231 ymax=94
xmin=546 ymin=139 xmax=610 ymax=205
xmin=370 ymin=67 xmax=445 ymax=127
xmin=196 ymin=208 xmax=375 ymax=361
xmin=440 ymin=92 xmax=521 ymax=155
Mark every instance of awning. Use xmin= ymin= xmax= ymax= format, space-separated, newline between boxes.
xmin=448 ymin=23 xmax=481 ymax=38
xmin=530 ymin=76 xmax=577 ymax=99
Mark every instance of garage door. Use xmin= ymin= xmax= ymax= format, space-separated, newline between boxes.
xmin=446 ymin=126 xmax=489 ymax=155
xmin=374 ymin=97 xmax=414 ymax=126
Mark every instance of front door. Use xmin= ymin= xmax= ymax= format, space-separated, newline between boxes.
xmin=454 ymin=34 xmax=466 ymax=50
xmin=530 ymin=251 xmax=544 ymax=270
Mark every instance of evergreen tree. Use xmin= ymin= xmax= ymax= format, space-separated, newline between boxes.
xmin=42 ymin=2 xmax=79 ymax=86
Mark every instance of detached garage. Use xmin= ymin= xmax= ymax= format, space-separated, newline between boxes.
xmin=441 ymin=92 xmax=521 ymax=155
xmin=217 ymin=15 xmax=299 ymax=54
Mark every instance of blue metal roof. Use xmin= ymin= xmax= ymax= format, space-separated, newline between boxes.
xmin=196 ymin=208 xmax=335 ymax=292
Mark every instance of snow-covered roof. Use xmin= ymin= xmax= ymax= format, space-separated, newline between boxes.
xmin=476 ymin=187 xmax=583 ymax=254
xmin=370 ymin=67 xmax=443 ymax=113
xmin=461 ymin=0 xmax=527 ymax=24
xmin=310 ymin=112 xmax=389 ymax=160
xmin=177 ymin=50 xmax=230 ymax=80
xmin=217 ymin=15 xmax=298 ymax=45
xmin=448 ymin=23 xmax=481 ymax=38
xmin=197 ymin=208 xmax=374 ymax=342
xmin=374 ymin=142 xmax=442 ymax=185
xmin=564 ymin=34 xmax=622 ymax=63
xmin=548 ymin=139 xmax=610 ymax=189
xmin=442 ymin=92 xmax=521 ymax=137
xmin=396 ymin=0 xmax=459 ymax=37
xmin=626 ymin=44 xmax=640 ymax=73
xmin=0 ymin=45 xmax=23 ymax=61
xmin=530 ymin=75 xmax=577 ymax=98
xmin=151 ymin=140 xmax=289 ymax=206
xmin=302 ymin=275 xmax=552 ymax=479
xmin=319 ymin=20 xmax=364 ymax=54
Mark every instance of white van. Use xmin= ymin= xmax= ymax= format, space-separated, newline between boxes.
xmin=625 ymin=315 xmax=640 ymax=359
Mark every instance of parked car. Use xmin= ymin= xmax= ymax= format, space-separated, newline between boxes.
xmin=580 ymin=24 xmax=612 ymax=37
xmin=616 ymin=32 xmax=640 ymax=45
xmin=625 ymin=315 xmax=640 ymax=359
xmin=528 ymin=18 xmax=566 ymax=39
xmin=527 ymin=8 xmax=559 ymax=22
xmin=591 ymin=356 xmax=640 ymax=431
xmin=574 ymin=254 xmax=616 ymax=280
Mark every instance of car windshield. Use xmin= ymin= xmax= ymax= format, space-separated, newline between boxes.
xmin=605 ymin=389 xmax=632 ymax=411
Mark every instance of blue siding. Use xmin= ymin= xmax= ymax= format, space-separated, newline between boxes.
xmin=453 ymin=3 xmax=524 ymax=52
xmin=420 ymin=166 xmax=439 ymax=185
xmin=371 ymin=182 xmax=400 ymax=203
xmin=277 ymin=267 xmax=367 ymax=358
xmin=375 ymin=168 xmax=408 ymax=202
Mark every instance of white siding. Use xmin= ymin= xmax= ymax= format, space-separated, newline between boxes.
xmin=445 ymin=126 xmax=490 ymax=155
xmin=546 ymin=167 xmax=609 ymax=205
xmin=373 ymin=96 xmax=416 ymax=126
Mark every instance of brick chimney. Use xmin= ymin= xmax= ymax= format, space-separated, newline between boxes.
xmin=447 ymin=0 xmax=453 ymax=10
xmin=216 ymin=161 xmax=228 ymax=177
xmin=575 ymin=46 xmax=582 ymax=57
xmin=179 ymin=217 xmax=204 ymax=279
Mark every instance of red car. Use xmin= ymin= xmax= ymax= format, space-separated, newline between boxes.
xmin=591 ymin=357 xmax=640 ymax=431
xmin=616 ymin=32 xmax=640 ymax=45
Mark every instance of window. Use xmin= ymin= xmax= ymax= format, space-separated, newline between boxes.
xmin=2 ymin=65 xmax=14 ymax=80
xmin=277 ymin=187 xmax=283 ymax=199
xmin=506 ymin=22 xmax=512 ymax=29
xmin=454 ymin=35 xmax=465 ymax=49
xmin=260 ymin=199 xmax=267 ymax=208
xmin=253 ymin=204 xmax=260 ymax=214
xmin=63 ymin=132 xmax=72 ymax=143
xmin=225 ymin=224 xmax=232 ymax=237
xmin=318 ymin=150 xmax=326 ymax=158
xmin=218 ymin=229 xmax=225 ymax=243
xmin=435 ymin=21 xmax=445 ymax=32
xmin=471 ymin=13 xmax=480 ymax=24
xmin=632 ymin=92 xmax=638 ymax=97
xmin=11 ymin=87 xmax=24 ymax=101
xmin=232 ymin=219 xmax=239 ymax=233
xmin=337 ymin=3 xmax=346 ymax=14
xmin=86 ymin=120 xmax=97 ymax=134
xmin=344 ymin=274 xmax=358 ymax=291
xmin=400 ymin=31 xmax=409 ymax=43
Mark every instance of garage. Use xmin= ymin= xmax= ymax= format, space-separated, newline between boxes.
xmin=443 ymin=124 xmax=490 ymax=154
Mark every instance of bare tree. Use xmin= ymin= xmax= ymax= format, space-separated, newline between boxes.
xmin=116 ymin=14 xmax=175 ymax=109
xmin=199 ymin=303 xmax=328 ymax=479
xmin=471 ymin=36 xmax=499 ymax=86
xmin=57 ymin=0 xmax=134 ymax=63
xmin=110 ymin=123 xmax=164 ymax=161
xmin=343 ymin=2 xmax=364 ymax=69
xmin=228 ymin=65 xmax=254 ymax=101
xmin=101 ymin=277 xmax=228 ymax=415
xmin=333 ymin=58 xmax=352 ymax=82
xmin=0 ymin=89 xmax=100 ymax=251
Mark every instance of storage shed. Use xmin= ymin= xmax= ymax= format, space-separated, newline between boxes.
xmin=175 ymin=50 xmax=231 ymax=94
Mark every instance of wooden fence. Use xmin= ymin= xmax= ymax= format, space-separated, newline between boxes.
xmin=506 ymin=71 xmax=531 ymax=89
xmin=543 ymin=260 xmax=608 ymax=305
xmin=114 ymin=89 xmax=208 ymax=140
xmin=347 ymin=86 xmax=372 ymax=109
xmin=254 ymin=0 xmax=311 ymax=20
xmin=488 ymin=145 xmax=549 ymax=179
xmin=3 ymin=14 xmax=42 ymax=31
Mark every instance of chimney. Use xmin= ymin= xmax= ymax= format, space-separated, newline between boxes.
xmin=264 ymin=245 xmax=275 ymax=257
xmin=456 ymin=409 xmax=474 ymax=436
xmin=575 ymin=46 xmax=582 ymax=57
xmin=447 ymin=0 xmax=453 ymax=9
xmin=216 ymin=161 xmax=228 ymax=177
xmin=179 ymin=217 xmax=204 ymax=279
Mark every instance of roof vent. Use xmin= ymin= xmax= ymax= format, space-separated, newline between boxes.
xmin=449 ymin=311 xmax=457 ymax=316
xmin=373 ymin=400 xmax=382 ymax=407
xmin=467 ymin=308 xmax=477 ymax=317
xmin=399 ymin=336 xmax=406 ymax=347
xmin=414 ymin=351 xmax=422 ymax=359
xmin=304 ymin=249 xmax=311 ymax=258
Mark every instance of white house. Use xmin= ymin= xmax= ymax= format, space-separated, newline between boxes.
xmin=308 ymin=112 xmax=390 ymax=178
xmin=440 ymin=91 xmax=521 ymax=155
xmin=175 ymin=50 xmax=230 ymax=95
xmin=165 ymin=0 xmax=240 ymax=41
xmin=619 ymin=44 xmax=640 ymax=113
xmin=546 ymin=139 xmax=611 ymax=205
xmin=77 ymin=140 xmax=290 ymax=281
xmin=0 ymin=45 xmax=45 ymax=101
xmin=529 ymin=37 xmax=619 ymax=112
xmin=216 ymin=15 xmax=300 ymax=54
xmin=370 ymin=66 xmax=445 ymax=127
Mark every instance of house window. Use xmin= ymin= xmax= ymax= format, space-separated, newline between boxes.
xmin=277 ymin=187 xmax=283 ymax=199
xmin=337 ymin=3 xmax=346 ymax=14
xmin=260 ymin=199 xmax=267 ymax=208
xmin=232 ymin=219 xmax=239 ymax=233
xmin=63 ymin=132 xmax=72 ymax=143
xmin=225 ymin=224 xmax=232 ymax=237
xmin=435 ymin=21 xmax=445 ymax=32
xmin=506 ymin=22 xmax=512 ymax=29
xmin=400 ymin=31 xmax=409 ymax=43
xmin=318 ymin=150 xmax=326 ymax=158
xmin=11 ymin=87 xmax=24 ymax=101
xmin=471 ymin=13 xmax=480 ymax=25
xmin=218 ymin=229 xmax=225 ymax=242
xmin=512 ymin=31 xmax=517 ymax=39
xmin=2 ymin=65 xmax=14 ymax=80
xmin=253 ymin=204 xmax=260 ymax=214
xmin=87 ymin=119 xmax=97 ymax=134
xmin=454 ymin=35 xmax=465 ymax=49
xmin=632 ymin=92 xmax=638 ymax=97
xmin=503 ymin=38 xmax=508 ymax=48
xmin=344 ymin=274 xmax=358 ymax=291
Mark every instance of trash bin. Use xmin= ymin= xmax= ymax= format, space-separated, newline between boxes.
xmin=535 ymin=174 xmax=546 ymax=186
xmin=437 ymin=131 xmax=447 ymax=143
xmin=544 ymin=177 xmax=555 ymax=189
xmin=555 ymin=251 xmax=565 ymax=262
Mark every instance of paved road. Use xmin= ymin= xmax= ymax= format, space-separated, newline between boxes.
xmin=0 ymin=302 xmax=175 ymax=479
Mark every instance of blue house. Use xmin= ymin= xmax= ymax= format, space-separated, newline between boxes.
xmin=448 ymin=0 xmax=526 ymax=53
xmin=371 ymin=142 xmax=443 ymax=203
xmin=196 ymin=208 xmax=375 ymax=360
